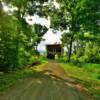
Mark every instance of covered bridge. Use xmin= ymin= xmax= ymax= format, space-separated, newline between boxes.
xmin=46 ymin=44 xmax=62 ymax=59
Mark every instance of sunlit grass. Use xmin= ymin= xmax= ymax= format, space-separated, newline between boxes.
xmin=0 ymin=61 xmax=48 ymax=91
xmin=60 ymin=63 xmax=100 ymax=100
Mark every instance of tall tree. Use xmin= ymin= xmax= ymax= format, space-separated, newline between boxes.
xmin=52 ymin=0 xmax=100 ymax=62
xmin=0 ymin=0 xmax=49 ymax=71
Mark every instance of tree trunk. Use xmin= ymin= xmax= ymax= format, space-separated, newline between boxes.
xmin=68 ymin=35 xmax=73 ymax=62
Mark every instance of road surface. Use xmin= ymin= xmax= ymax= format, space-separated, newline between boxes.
xmin=0 ymin=61 xmax=94 ymax=100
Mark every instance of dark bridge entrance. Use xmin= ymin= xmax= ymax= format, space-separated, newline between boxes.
xmin=46 ymin=44 xmax=62 ymax=59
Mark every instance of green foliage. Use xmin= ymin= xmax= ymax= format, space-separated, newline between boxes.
xmin=0 ymin=0 xmax=100 ymax=71
xmin=0 ymin=0 xmax=49 ymax=72
xmin=56 ymin=56 xmax=68 ymax=63
xmin=0 ymin=60 xmax=47 ymax=91
xmin=54 ymin=0 xmax=100 ymax=62
xmin=0 ymin=69 xmax=34 ymax=91
xmin=70 ymin=41 xmax=100 ymax=65
xmin=83 ymin=43 xmax=100 ymax=63
xmin=60 ymin=63 xmax=100 ymax=100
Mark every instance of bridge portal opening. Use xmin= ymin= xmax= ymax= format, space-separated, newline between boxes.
xmin=46 ymin=44 xmax=62 ymax=59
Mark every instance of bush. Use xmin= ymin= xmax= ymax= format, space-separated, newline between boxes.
xmin=71 ymin=54 xmax=82 ymax=67
xmin=57 ymin=56 xmax=68 ymax=63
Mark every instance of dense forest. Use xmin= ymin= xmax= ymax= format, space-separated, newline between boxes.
xmin=0 ymin=0 xmax=49 ymax=71
xmin=0 ymin=0 xmax=100 ymax=72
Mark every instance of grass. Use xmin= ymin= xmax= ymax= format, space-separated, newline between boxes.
xmin=0 ymin=61 xmax=48 ymax=92
xmin=60 ymin=63 xmax=100 ymax=100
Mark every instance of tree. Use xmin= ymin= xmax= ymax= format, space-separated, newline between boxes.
xmin=52 ymin=0 xmax=100 ymax=62
xmin=0 ymin=6 xmax=19 ymax=71
xmin=0 ymin=0 xmax=49 ymax=71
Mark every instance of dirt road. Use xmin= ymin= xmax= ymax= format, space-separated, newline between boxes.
xmin=0 ymin=61 xmax=94 ymax=100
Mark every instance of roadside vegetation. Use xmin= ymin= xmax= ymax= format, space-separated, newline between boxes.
xmin=60 ymin=62 xmax=100 ymax=100
xmin=0 ymin=58 xmax=48 ymax=91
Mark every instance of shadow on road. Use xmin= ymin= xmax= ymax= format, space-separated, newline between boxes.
xmin=0 ymin=61 xmax=94 ymax=100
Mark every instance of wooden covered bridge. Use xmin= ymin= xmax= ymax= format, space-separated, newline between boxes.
xmin=46 ymin=44 xmax=62 ymax=59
